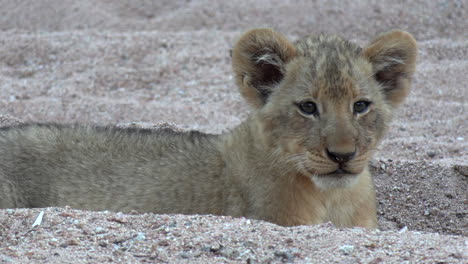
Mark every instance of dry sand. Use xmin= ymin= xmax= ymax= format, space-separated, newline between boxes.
xmin=0 ymin=0 xmax=466 ymax=263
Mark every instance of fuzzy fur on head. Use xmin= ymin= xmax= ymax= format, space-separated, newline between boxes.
xmin=232 ymin=28 xmax=417 ymax=189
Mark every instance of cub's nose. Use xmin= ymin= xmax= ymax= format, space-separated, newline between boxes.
xmin=326 ymin=149 xmax=356 ymax=164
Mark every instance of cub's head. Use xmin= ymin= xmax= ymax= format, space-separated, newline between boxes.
xmin=232 ymin=28 xmax=417 ymax=189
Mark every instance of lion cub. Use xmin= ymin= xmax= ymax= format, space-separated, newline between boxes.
xmin=0 ymin=29 xmax=416 ymax=229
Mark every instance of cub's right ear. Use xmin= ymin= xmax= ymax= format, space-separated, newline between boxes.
xmin=231 ymin=28 xmax=296 ymax=109
xmin=363 ymin=30 xmax=417 ymax=108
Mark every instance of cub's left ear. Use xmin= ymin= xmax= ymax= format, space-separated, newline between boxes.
xmin=231 ymin=28 xmax=296 ymax=109
xmin=363 ymin=30 xmax=417 ymax=107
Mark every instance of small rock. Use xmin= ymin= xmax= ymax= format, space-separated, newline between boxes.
xmin=48 ymin=238 xmax=59 ymax=246
xmin=168 ymin=220 xmax=177 ymax=228
xmin=431 ymin=208 xmax=441 ymax=215
xmin=368 ymin=257 xmax=383 ymax=264
xmin=246 ymin=258 xmax=258 ymax=264
xmin=109 ymin=212 xmax=127 ymax=223
xmin=209 ymin=244 xmax=223 ymax=253
xmin=99 ymin=242 xmax=108 ymax=247
xmin=455 ymin=212 xmax=465 ymax=219
xmin=158 ymin=240 xmax=169 ymax=247
xmin=427 ymin=151 xmax=437 ymax=158
xmin=220 ymin=248 xmax=240 ymax=259
xmin=364 ymin=243 xmax=377 ymax=249
xmin=274 ymin=251 xmax=295 ymax=262
xmin=135 ymin=232 xmax=145 ymax=241
xmin=453 ymin=165 xmax=468 ymax=177
xmin=67 ymin=239 xmax=80 ymax=246
xmin=449 ymin=252 xmax=463 ymax=259
xmin=95 ymin=227 xmax=106 ymax=234
xmin=242 ymin=241 xmax=258 ymax=248
xmin=339 ymin=245 xmax=354 ymax=255
xmin=423 ymin=210 xmax=430 ymax=216
xmin=59 ymin=239 xmax=80 ymax=248
xmin=179 ymin=252 xmax=191 ymax=259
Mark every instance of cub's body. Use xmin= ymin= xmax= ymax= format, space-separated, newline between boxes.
xmin=0 ymin=29 xmax=417 ymax=229
xmin=0 ymin=125 xmax=224 ymax=214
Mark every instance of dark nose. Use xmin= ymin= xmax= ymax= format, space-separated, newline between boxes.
xmin=326 ymin=149 xmax=356 ymax=164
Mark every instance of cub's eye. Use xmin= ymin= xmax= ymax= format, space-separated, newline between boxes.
xmin=353 ymin=101 xmax=371 ymax=114
xmin=298 ymin=101 xmax=318 ymax=115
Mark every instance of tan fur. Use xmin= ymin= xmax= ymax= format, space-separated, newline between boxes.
xmin=0 ymin=29 xmax=417 ymax=229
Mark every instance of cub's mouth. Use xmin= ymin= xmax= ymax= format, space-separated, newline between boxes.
xmin=320 ymin=168 xmax=355 ymax=177
xmin=302 ymin=166 xmax=358 ymax=178
xmin=310 ymin=168 xmax=361 ymax=190
xmin=301 ymin=163 xmax=364 ymax=189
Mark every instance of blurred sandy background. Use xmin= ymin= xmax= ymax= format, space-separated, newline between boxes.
xmin=0 ymin=1 xmax=466 ymax=263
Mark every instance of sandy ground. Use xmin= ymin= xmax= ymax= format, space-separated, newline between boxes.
xmin=0 ymin=0 xmax=466 ymax=263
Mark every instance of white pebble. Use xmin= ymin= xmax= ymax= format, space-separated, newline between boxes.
xmin=339 ymin=245 xmax=354 ymax=255
xmin=399 ymin=226 xmax=408 ymax=233
xmin=135 ymin=232 xmax=146 ymax=241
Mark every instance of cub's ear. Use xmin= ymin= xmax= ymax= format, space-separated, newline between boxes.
xmin=231 ymin=28 xmax=296 ymax=109
xmin=363 ymin=30 xmax=417 ymax=107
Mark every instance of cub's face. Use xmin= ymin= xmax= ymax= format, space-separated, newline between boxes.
xmin=232 ymin=29 xmax=417 ymax=189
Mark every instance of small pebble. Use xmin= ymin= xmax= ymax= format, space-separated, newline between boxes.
xmin=274 ymin=250 xmax=295 ymax=261
xmin=135 ymin=232 xmax=146 ymax=241
xmin=158 ymin=240 xmax=169 ymax=247
xmin=453 ymin=165 xmax=468 ymax=177
xmin=60 ymin=239 xmax=80 ymax=248
xmin=399 ymin=226 xmax=408 ymax=233
xmin=209 ymin=244 xmax=223 ymax=253
xmin=339 ymin=245 xmax=354 ymax=255
xmin=95 ymin=227 xmax=106 ymax=233
xmin=49 ymin=238 xmax=59 ymax=246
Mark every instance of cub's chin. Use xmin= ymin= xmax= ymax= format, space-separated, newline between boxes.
xmin=311 ymin=172 xmax=360 ymax=190
xmin=299 ymin=162 xmax=365 ymax=190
